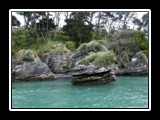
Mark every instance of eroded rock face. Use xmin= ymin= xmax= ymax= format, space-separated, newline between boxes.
xmin=127 ymin=52 xmax=148 ymax=75
xmin=70 ymin=51 xmax=89 ymax=68
xmin=116 ymin=52 xmax=148 ymax=76
xmin=41 ymin=44 xmax=72 ymax=73
xmin=12 ymin=50 xmax=55 ymax=81
xmin=71 ymin=64 xmax=116 ymax=85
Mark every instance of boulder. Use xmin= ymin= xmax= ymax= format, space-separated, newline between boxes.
xmin=71 ymin=64 xmax=116 ymax=85
xmin=127 ymin=51 xmax=148 ymax=75
xmin=12 ymin=49 xmax=55 ymax=81
xmin=116 ymin=51 xmax=148 ymax=76
xmin=41 ymin=43 xmax=72 ymax=73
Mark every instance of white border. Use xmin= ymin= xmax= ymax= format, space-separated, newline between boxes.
xmin=9 ymin=9 xmax=151 ymax=111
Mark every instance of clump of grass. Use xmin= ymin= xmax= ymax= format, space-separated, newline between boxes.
xmin=93 ymin=51 xmax=116 ymax=67
xmin=77 ymin=53 xmax=98 ymax=65
xmin=14 ymin=49 xmax=37 ymax=63
xmin=65 ymin=41 xmax=76 ymax=52
xmin=139 ymin=51 xmax=148 ymax=64
xmin=77 ymin=51 xmax=116 ymax=67
xmin=77 ymin=40 xmax=108 ymax=53
xmin=62 ymin=65 xmax=69 ymax=71
xmin=78 ymin=43 xmax=89 ymax=52
xmin=49 ymin=48 xmax=67 ymax=54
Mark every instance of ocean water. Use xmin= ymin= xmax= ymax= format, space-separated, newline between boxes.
xmin=12 ymin=76 xmax=148 ymax=108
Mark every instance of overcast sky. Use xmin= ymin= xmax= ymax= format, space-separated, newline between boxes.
xmin=12 ymin=11 xmax=147 ymax=28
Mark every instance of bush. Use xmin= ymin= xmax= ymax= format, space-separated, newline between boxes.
xmin=65 ymin=41 xmax=76 ymax=52
xmin=141 ymin=50 xmax=148 ymax=57
xmin=77 ymin=53 xmax=97 ymax=65
xmin=50 ymin=48 xmax=67 ymax=54
xmin=53 ymin=33 xmax=71 ymax=42
xmin=94 ymin=51 xmax=116 ymax=67
xmin=88 ymin=40 xmax=102 ymax=52
xmin=77 ymin=40 xmax=108 ymax=53
xmin=78 ymin=43 xmax=89 ymax=52
xmin=131 ymin=30 xmax=148 ymax=50
xmin=77 ymin=51 xmax=116 ymax=67
xmin=139 ymin=51 xmax=148 ymax=64
xmin=62 ymin=65 xmax=69 ymax=71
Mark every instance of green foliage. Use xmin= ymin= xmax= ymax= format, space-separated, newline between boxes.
xmin=94 ymin=51 xmax=116 ymax=67
xmin=77 ymin=53 xmax=98 ymax=65
xmin=92 ymin=32 xmax=106 ymax=40
xmin=77 ymin=40 xmax=108 ymax=53
xmin=78 ymin=43 xmax=89 ymax=52
xmin=131 ymin=30 xmax=147 ymax=50
xmin=50 ymin=48 xmax=66 ymax=54
xmin=31 ymin=41 xmax=59 ymax=55
xmin=65 ymin=41 xmax=76 ymax=51
xmin=88 ymin=40 xmax=108 ymax=52
xmin=62 ymin=65 xmax=69 ymax=71
xmin=141 ymin=50 xmax=148 ymax=57
xmin=15 ymin=49 xmax=36 ymax=63
xmin=139 ymin=51 xmax=148 ymax=64
xmin=62 ymin=19 xmax=93 ymax=46
xmin=22 ymin=55 xmax=34 ymax=61
xmin=53 ymin=33 xmax=71 ymax=42
xmin=77 ymin=51 xmax=116 ymax=67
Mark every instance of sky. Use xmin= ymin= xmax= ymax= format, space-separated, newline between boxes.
xmin=12 ymin=11 xmax=147 ymax=28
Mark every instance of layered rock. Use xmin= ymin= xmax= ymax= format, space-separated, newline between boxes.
xmin=71 ymin=64 xmax=116 ymax=85
xmin=41 ymin=43 xmax=72 ymax=73
xmin=12 ymin=50 xmax=55 ymax=81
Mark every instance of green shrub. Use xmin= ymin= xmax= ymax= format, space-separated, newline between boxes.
xmin=62 ymin=65 xmax=69 ymax=71
xmin=77 ymin=40 xmax=108 ymax=53
xmin=78 ymin=43 xmax=89 ymax=52
xmin=131 ymin=30 xmax=148 ymax=50
xmin=139 ymin=51 xmax=148 ymax=64
xmin=77 ymin=53 xmax=98 ymax=65
xmin=77 ymin=51 xmax=116 ymax=67
xmin=141 ymin=50 xmax=148 ymax=57
xmin=22 ymin=55 xmax=34 ymax=61
xmin=53 ymin=33 xmax=71 ymax=42
xmin=65 ymin=41 xmax=76 ymax=51
xmin=88 ymin=40 xmax=102 ymax=52
xmin=51 ymin=48 xmax=66 ymax=54
xmin=94 ymin=51 xmax=116 ymax=67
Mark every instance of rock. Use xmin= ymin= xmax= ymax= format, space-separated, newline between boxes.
xmin=71 ymin=64 xmax=116 ymax=85
xmin=41 ymin=44 xmax=72 ymax=73
xmin=12 ymin=50 xmax=55 ymax=81
xmin=127 ymin=52 xmax=148 ymax=75
xmin=71 ymin=51 xmax=89 ymax=68
xmin=54 ymin=73 xmax=72 ymax=79
xmin=116 ymin=51 xmax=148 ymax=76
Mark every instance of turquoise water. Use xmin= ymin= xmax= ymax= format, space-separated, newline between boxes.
xmin=12 ymin=76 xmax=148 ymax=108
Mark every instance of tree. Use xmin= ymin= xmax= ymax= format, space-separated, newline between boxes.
xmin=62 ymin=12 xmax=93 ymax=46
xmin=116 ymin=12 xmax=136 ymax=30
xmin=142 ymin=13 xmax=149 ymax=35
xmin=17 ymin=12 xmax=33 ymax=47
xmin=132 ymin=13 xmax=149 ymax=35
xmin=12 ymin=15 xmax=21 ymax=27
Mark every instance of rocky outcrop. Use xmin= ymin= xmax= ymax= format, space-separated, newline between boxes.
xmin=71 ymin=41 xmax=108 ymax=68
xmin=12 ymin=50 xmax=55 ymax=81
xmin=41 ymin=44 xmax=72 ymax=73
xmin=116 ymin=51 xmax=148 ymax=76
xmin=71 ymin=64 xmax=116 ymax=85
xmin=71 ymin=51 xmax=89 ymax=68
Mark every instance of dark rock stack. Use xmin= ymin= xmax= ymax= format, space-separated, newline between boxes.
xmin=71 ymin=64 xmax=116 ymax=85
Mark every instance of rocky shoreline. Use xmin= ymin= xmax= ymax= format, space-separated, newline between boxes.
xmin=12 ymin=46 xmax=148 ymax=85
